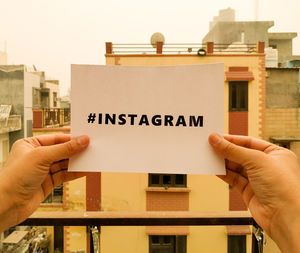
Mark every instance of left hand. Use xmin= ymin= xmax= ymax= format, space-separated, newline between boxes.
xmin=0 ymin=134 xmax=89 ymax=232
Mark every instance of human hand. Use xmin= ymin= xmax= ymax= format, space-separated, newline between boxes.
xmin=0 ymin=134 xmax=89 ymax=232
xmin=209 ymin=133 xmax=300 ymax=252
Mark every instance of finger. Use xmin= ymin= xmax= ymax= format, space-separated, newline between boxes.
xmin=218 ymin=169 xmax=249 ymax=194
xmin=34 ymin=134 xmax=71 ymax=146
xmin=223 ymin=134 xmax=274 ymax=152
xmin=209 ymin=133 xmax=265 ymax=165
xmin=50 ymin=159 xmax=69 ymax=174
xmin=52 ymin=171 xmax=90 ymax=187
xmin=226 ymin=159 xmax=248 ymax=178
xmin=42 ymin=174 xmax=55 ymax=197
xmin=40 ymin=135 xmax=90 ymax=162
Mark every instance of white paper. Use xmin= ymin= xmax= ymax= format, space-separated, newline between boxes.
xmin=69 ymin=64 xmax=225 ymax=174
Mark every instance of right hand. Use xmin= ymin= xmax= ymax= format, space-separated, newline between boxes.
xmin=209 ymin=133 xmax=300 ymax=253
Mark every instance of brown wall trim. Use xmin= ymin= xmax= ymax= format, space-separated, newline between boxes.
xmin=146 ymin=226 xmax=189 ymax=235
xmin=146 ymin=187 xmax=191 ymax=193
xmin=226 ymin=225 xmax=251 ymax=235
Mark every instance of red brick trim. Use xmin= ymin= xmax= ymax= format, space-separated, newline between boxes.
xmin=228 ymin=67 xmax=249 ymax=72
xmin=226 ymin=225 xmax=251 ymax=235
xmin=63 ymin=182 xmax=70 ymax=211
xmin=64 ymin=226 xmax=71 ymax=253
xmin=258 ymin=55 xmax=266 ymax=139
xmin=226 ymin=66 xmax=254 ymax=81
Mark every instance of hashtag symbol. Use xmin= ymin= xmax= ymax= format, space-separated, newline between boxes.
xmin=87 ymin=113 xmax=96 ymax=123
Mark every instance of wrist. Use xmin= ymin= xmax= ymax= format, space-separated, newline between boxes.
xmin=0 ymin=171 xmax=18 ymax=233
xmin=270 ymin=202 xmax=300 ymax=253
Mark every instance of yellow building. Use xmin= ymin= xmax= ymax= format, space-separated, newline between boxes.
xmin=99 ymin=41 xmax=265 ymax=253
xmin=34 ymin=41 xmax=272 ymax=253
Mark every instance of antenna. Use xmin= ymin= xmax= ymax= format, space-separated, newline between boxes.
xmin=254 ymin=0 xmax=259 ymax=21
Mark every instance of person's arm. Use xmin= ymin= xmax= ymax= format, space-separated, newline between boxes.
xmin=0 ymin=134 xmax=89 ymax=233
xmin=209 ymin=133 xmax=300 ymax=253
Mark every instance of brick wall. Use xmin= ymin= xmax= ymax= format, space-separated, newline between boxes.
xmin=229 ymin=187 xmax=247 ymax=211
xmin=146 ymin=192 xmax=189 ymax=211
xmin=228 ymin=112 xmax=248 ymax=210
xmin=229 ymin=112 xmax=248 ymax=135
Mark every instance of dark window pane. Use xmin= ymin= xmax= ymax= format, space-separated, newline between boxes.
xmin=229 ymin=82 xmax=248 ymax=112
xmin=152 ymin=236 xmax=159 ymax=244
xmin=175 ymin=175 xmax=184 ymax=185
xmin=149 ymin=174 xmax=186 ymax=187
xmin=163 ymin=236 xmax=171 ymax=244
xmin=163 ymin=175 xmax=171 ymax=185
xmin=239 ymin=85 xmax=247 ymax=109
xmin=176 ymin=236 xmax=187 ymax=253
xmin=228 ymin=235 xmax=246 ymax=253
xmin=231 ymin=85 xmax=237 ymax=108
xmin=151 ymin=174 xmax=160 ymax=185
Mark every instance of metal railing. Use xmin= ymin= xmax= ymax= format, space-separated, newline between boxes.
xmin=20 ymin=211 xmax=264 ymax=253
xmin=108 ymin=42 xmax=260 ymax=55
xmin=33 ymin=108 xmax=70 ymax=128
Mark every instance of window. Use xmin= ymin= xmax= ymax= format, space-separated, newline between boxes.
xmin=53 ymin=92 xmax=57 ymax=107
xmin=228 ymin=235 xmax=246 ymax=253
xmin=54 ymin=226 xmax=64 ymax=252
xmin=229 ymin=82 xmax=248 ymax=112
xmin=276 ymin=142 xmax=290 ymax=149
xmin=32 ymin=87 xmax=41 ymax=108
xmin=149 ymin=174 xmax=186 ymax=188
xmin=149 ymin=236 xmax=186 ymax=253
xmin=43 ymin=185 xmax=63 ymax=204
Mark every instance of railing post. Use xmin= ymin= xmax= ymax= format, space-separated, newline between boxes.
xmin=252 ymin=224 xmax=264 ymax=253
xmin=106 ymin=42 xmax=113 ymax=54
xmin=257 ymin=42 xmax=265 ymax=53
xmin=156 ymin=42 xmax=163 ymax=54
xmin=206 ymin=42 xmax=214 ymax=54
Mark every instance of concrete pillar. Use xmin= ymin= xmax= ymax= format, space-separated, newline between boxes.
xmin=156 ymin=42 xmax=163 ymax=54
xmin=106 ymin=42 xmax=113 ymax=54
xmin=206 ymin=42 xmax=214 ymax=54
xmin=257 ymin=42 xmax=265 ymax=53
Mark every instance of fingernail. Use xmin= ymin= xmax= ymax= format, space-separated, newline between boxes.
xmin=210 ymin=133 xmax=222 ymax=146
xmin=76 ymin=135 xmax=89 ymax=147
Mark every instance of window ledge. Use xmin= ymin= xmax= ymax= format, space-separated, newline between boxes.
xmin=146 ymin=187 xmax=190 ymax=193
xmin=39 ymin=203 xmax=63 ymax=208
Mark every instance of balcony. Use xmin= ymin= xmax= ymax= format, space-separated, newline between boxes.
xmin=0 ymin=115 xmax=22 ymax=134
xmin=33 ymin=108 xmax=70 ymax=129
xmin=105 ymin=42 xmax=265 ymax=55
xmin=17 ymin=211 xmax=264 ymax=253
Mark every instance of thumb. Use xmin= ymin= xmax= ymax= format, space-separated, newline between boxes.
xmin=40 ymin=135 xmax=90 ymax=162
xmin=209 ymin=133 xmax=262 ymax=165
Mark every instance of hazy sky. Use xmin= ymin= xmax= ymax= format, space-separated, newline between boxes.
xmin=0 ymin=0 xmax=299 ymax=96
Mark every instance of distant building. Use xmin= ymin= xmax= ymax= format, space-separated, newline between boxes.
xmin=202 ymin=19 xmax=300 ymax=67
xmin=0 ymin=65 xmax=40 ymax=147
xmin=0 ymin=64 xmax=68 ymax=253
xmin=0 ymin=50 xmax=7 ymax=65
xmin=265 ymin=67 xmax=300 ymax=151
xmin=209 ymin=7 xmax=235 ymax=30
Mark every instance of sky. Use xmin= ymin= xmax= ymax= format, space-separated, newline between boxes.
xmin=0 ymin=0 xmax=299 ymax=96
